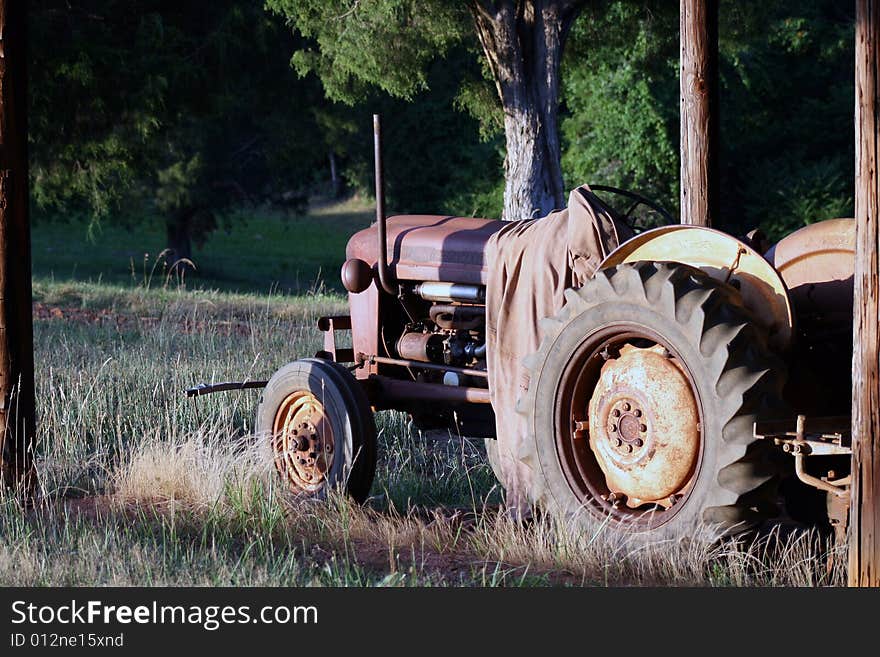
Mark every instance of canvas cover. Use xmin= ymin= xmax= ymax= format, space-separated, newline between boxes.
xmin=485 ymin=185 xmax=634 ymax=508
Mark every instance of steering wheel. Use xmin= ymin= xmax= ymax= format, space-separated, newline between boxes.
xmin=588 ymin=184 xmax=675 ymax=235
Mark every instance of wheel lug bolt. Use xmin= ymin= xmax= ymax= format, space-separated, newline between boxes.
xmin=613 ymin=437 xmax=622 ymax=447
xmin=623 ymin=402 xmax=631 ymax=411
xmin=634 ymin=438 xmax=644 ymax=447
xmin=612 ymin=409 xmax=621 ymax=418
xmin=639 ymin=424 xmax=647 ymax=432
xmin=634 ymin=409 xmax=642 ymax=418
xmin=610 ymin=424 xmax=618 ymax=433
xmin=626 ymin=444 xmax=634 ymax=453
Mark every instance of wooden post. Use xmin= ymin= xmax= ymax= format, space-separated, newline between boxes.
xmin=0 ymin=0 xmax=35 ymax=491
xmin=679 ymin=0 xmax=718 ymax=227
xmin=851 ymin=0 xmax=880 ymax=587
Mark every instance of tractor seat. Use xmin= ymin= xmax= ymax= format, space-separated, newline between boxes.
xmin=346 ymin=215 xmax=506 ymax=286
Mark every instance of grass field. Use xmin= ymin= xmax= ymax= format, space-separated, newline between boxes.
xmin=1 ymin=199 xmax=845 ymax=586
xmin=31 ymin=196 xmax=377 ymax=295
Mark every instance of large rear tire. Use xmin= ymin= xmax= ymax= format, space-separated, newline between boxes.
xmin=517 ymin=261 xmax=785 ymax=540
xmin=256 ymin=358 xmax=376 ymax=503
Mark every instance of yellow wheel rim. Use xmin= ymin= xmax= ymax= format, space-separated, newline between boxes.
xmin=271 ymin=390 xmax=335 ymax=493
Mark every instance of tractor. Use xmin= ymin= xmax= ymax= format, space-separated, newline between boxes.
xmin=188 ymin=116 xmax=855 ymax=542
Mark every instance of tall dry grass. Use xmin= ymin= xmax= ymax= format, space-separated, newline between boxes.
xmin=0 ymin=280 xmax=845 ymax=586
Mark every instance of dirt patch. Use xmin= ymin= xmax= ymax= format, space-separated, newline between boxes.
xmin=337 ymin=537 xmax=582 ymax=586
xmin=49 ymin=494 xmax=582 ymax=586
xmin=33 ymin=302 xmax=254 ymax=336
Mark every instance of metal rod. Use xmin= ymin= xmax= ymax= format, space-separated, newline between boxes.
xmin=791 ymin=414 xmax=849 ymax=499
xmin=185 ymin=380 xmax=268 ymax=398
xmin=371 ymin=376 xmax=491 ymax=404
xmin=795 ymin=453 xmax=849 ymax=499
xmin=365 ymin=354 xmax=488 ymax=379
xmin=373 ymin=114 xmax=396 ymax=295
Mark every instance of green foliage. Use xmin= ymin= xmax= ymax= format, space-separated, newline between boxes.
xmin=265 ymin=0 xmax=471 ymax=103
xmin=330 ymin=54 xmax=504 ymax=217
xmin=29 ymin=0 xmax=332 ymax=240
xmin=28 ymin=1 xmax=165 ymax=222
xmin=559 ymin=0 xmax=854 ymax=238
xmin=719 ymin=0 xmax=854 ymax=237
xmin=266 ymin=0 xmax=502 ymax=217
xmin=561 ymin=1 xmax=679 ymax=214
xmin=29 ymin=0 xmax=858 ymax=248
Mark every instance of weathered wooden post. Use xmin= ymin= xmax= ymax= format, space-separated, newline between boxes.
xmin=680 ymin=0 xmax=718 ymax=227
xmin=850 ymin=0 xmax=880 ymax=587
xmin=0 ymin=0 xmax=35 ymax=491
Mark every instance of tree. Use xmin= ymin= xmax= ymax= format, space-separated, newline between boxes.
xmin=267 ymin=0 xmax=587 ymax=220
xmin=559 ymin=0 xmax=854 ymax=238
xmin=29 ymin=0 xmax=331 ymax=266
xmin=560 ymin=2 xmax=679 ymax=213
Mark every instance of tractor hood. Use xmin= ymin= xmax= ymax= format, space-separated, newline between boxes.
xmin=346 ymin=215 xmax=506 ymax=285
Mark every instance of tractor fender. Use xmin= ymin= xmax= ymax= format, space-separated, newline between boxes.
xmin=764 ymin=218 xmax=854 ymax=322
xmin=598 ymin=225 xmax=794 ymax=352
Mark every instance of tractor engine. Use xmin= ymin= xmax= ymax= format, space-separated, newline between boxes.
xmin=395 ymin=283 xmax=487 ymax=385
xmin=335 ymin=209 xmax=506 ymax=437
xmin=371 ymin=279 xmax=493 ymax=435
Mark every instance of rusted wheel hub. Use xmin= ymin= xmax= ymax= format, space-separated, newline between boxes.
xmin=587 ymin=344 xmax=700 ymax=508
xmin=272 ymin=390 xmax=335 ymax=493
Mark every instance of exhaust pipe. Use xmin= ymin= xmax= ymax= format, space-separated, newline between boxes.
xmin=373 ymin=114 xmax=396 ymax=295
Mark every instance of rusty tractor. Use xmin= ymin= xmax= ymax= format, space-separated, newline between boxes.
xmin=188 ymin=117 xmax=855 ymax=542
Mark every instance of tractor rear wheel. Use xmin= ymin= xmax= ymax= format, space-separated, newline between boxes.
xmin=256 ymin=358 xmax=376 ymax=502
xmin=518 ymin=261 xmax=785 ymax=540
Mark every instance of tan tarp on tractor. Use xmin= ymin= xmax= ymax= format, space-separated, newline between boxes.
xmin=485 ymin=185 xmax=634 ymax=509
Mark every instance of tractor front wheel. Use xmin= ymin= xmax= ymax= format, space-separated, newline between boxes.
xmin=256 ymin=358 xmax=376 ymax=502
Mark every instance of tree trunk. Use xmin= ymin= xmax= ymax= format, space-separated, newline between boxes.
xmin=850 ymin=0 xmax=880 ymax=587
xmin=680 ymin=0 xmax=719 ymax=227
xmin=165 ymin=209 xmax=193 ymax=271
xmin=0 ymin=0 xmax=35 ymax=491
xmin=329 ymin=150 xmax=343 ymax=198
xmin=469 ymin=1 xmax=584 ymax=221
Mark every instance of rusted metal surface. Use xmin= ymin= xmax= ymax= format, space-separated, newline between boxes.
xmin=827 ymin=490 xmax=850 ymax=555
xmin=317 ymin=315 xmax=354 ymax=363
xmin=599 ymin=225 xmax=794 ymax=352
xmin=185 ymin=380 xmax=268 ymax=397
xmin=395 ymin=332 xmax=443 ymax=363
xmin=754 ymin=414 xmax=852 ymax=450
xmin=346 ymin=214 xmax=504 ymax=286
xmin=341 ymin=258 xmax=373 ymax=293
xmin=754 ymin=414 xmax=851 ymax=498
xmin=370 ymin=375 xmax=491 ymax=405
xmin=362 ymin=354 xmax=488 ymax=379
xmin=428 ymin=304 xmax=484 ymax=330
xmin=272 ymin=390 xmax=335 ymax=493
xmin=347 ymin=280 xmax=379 ymax=380
xmin=372 ymin=115 xmax=396 ymax=295
xmin=554 ymin=325 xmax=702 ymax=528
xmin=588 ymin=343 xmax=700 ymax=508
xmin=765 ymin=218 xmax=855 ymax=322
